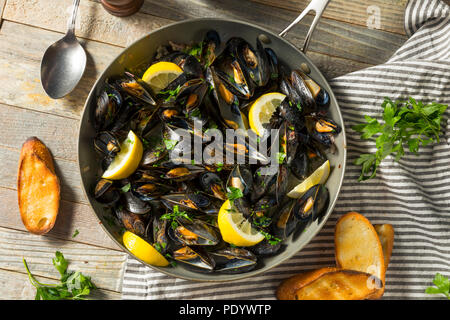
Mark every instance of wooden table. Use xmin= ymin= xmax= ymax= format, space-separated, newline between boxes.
xmin=0 ymin=0 xmax=429 ymax=299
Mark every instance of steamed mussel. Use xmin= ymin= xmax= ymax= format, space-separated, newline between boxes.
xmin=90 ymin=29 xmax=341 ymax=275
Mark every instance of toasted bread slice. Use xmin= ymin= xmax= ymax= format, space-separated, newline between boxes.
xmin=374 ymin=224 xmax=394 ymax=270
xmin=17 ymin=137 xmax=60 ymax=235
xmin=276 ymin=267 xmax=338 ymax=300
xmin=294 ymin=270 xmax=380 ymax=300
xmin=335 ymin=212 xmax=385 ymax=298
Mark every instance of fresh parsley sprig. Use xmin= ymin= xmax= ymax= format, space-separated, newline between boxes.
xmin=353 ymin=97 xmax=447 ymax=181
xmin=226 ymin=186 xmax=244 ymax=205
xmin=160 ymin=205 xmax=192 ymax=229
xmin=23 ymin=251 xmax=96 ymax=300
xmin=425 ymin=273 xmax=450 ymax=299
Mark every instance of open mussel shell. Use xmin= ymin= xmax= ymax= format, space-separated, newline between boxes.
xmin=271 ymin=197 xmax=297 ymax=240
xmin=227 ymin=165 xmax=253 ymax=196
xmin=227 ymin=37 xmax=270 ymax=88
xmin=202 ymin=29 xmax=221 ymax=67
xmin=153 ymin=217 xmax=170 ymax=254
xmin=305 ymin=115 xmax=341 ymax=150
xmin=172 ymin=246 xmax=215 ymax=272
xmin=131 ymin=108 xmax=160 ymax=138
xmin=93 ymin=178 xmax=120 ymax=206
xmin=293 ymin=184 xmax=329 ymax=223
xmin=209 ymin=247 xmax=257 ymax=273
xmin=199 ymin=172 xmax=227 ymax=200
xmin=296 ymin=70 xmax=330 ymax=110
xmin=169 ymin=217 xmax=220 ymax=246
xmin=290 ymin=70 xmax=316 ymax=114
xmin=122 ymin=191 xmax=152 ymax=214
xmin=94 ymin=82 xmax=122 ymax=131
xmin=161 ymin=192 xmax=221 ymax=214
xmin=115 ymin=207 xmax=148 ymax=237
xmin=94 ymin=131 xmax=121 ymax=157
xmin=164 ymin=165 xmax=205 ymax=182
xmin=118 ymin=72 xmax=156 ymax=105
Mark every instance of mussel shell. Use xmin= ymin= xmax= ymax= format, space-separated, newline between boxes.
xmin=293 ymin=184 xmax=329 ymax=223
xmin=122 ymin=192 xmax=152 ymax=214
xmin=227 ymin=165 xmax=253 ymax=196
xmin=271 ymin=198 xmax=297 ymax=240
xmin=290 ymin=70 xmax=315 ymax=113
xmin=172 ymin=246 xmax=215 ymax=272
xmin=115 ymin=207 xmax=147 ymax=237
xmin=249 ymin=239 xmax=282 ymax=256
xmin=93 ymin=178 xmax=120 ymax=206
xmin=297 ymin=70 xmax=330 ymax=110
xmin=202 ymin=30 xmax=221 ymax=67
xmin=118 ymin=72 xmax=156 ymax=105
xmin=265 ymin=47 xmax=279 ymax=81
xmin=153 ymin=217 xmax=170 ymax=254
xmin=199 ymin=172 xmax=227 ymax=200
xmin=209 ymin=247 xmax=257 ymax=273
xmin=94 ymin=83 xmax=122 ymax=131
xmin=169 ymin=217 xmax=220 ymax=246
xmin=94 ymin=131 xmax=121 ymax=157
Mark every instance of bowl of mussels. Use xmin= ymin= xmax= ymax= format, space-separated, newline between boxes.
xmin=78 ymin=19 xmax=347 ymax=281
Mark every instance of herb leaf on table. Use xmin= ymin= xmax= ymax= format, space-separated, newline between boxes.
xmin=23 ymin=251 xmax=96 ymax=300
xmin=353 ymin=97 xmax=447 ymax=181
xmin=425 ymin=273 xmax=450 ymax=299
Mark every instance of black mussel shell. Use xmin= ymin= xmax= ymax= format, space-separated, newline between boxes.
xmin=115 ymin=207 xmax=147 ymax=237
xmin=173 ymin=246 xmax=215 ymax=272
xmin=93 ymin=178 xmax=120 ymax=206
xmin=122 ymin=192 xmax=152 ymax=214
xmin=209 ymin=247 xmax=257 ymax=273
xmin=94 ymin=131 xmax=121 ymax=157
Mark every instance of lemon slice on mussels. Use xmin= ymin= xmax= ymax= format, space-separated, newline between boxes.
xmin=218 ymin=200 xmax=265 ymax=247
xmin=142 ymin=61 xmax=183 ymax=94
xmin=248 ymin=92 xmax=286 ymax=136
xmin=122 ymin=231 xmax=169 ymax=267
xmin=102 ymin=130 xmax=143 ymax=180
xmin=287 ymin=160 xmax=330 ymax=198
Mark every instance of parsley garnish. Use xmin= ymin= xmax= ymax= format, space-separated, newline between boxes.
xmin=160 ymin=205 xmax=192 ymax=229
xmin=226 ymin=187 xmax=243 ymax=204
xmin=164 ymin=138 xmax=178 ymax=150
xmin=120 ymin=183 xmax=131 ymax=193
xmin=259 ymin=230 xmax=281 ymax=246
xmin=23 ymin=251 xmax=96 ymax=300
xmin=72 ymin=229 xmax=79 ymax=238
xmin=353 ymin=97 xmax=447 ymax=181
xmin=425 ymin=273 xmax=450 ymax=299
xmin=276 ymin=151 xmax=286 ymax=164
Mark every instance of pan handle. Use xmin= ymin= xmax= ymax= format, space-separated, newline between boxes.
xmin=279 ymin=0 xmax=330 ymax=53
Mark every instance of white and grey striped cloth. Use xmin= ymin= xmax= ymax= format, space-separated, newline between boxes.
xmin=122 ymin=0 xmax=450 ymax=299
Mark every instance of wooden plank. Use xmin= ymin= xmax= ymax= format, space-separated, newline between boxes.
xmin=0 ymin=186 xmax=122 ymax=251
xmin=0 ymin=103 xmax=78 ymax=161
xmin=250 ymin=0 xmax=408 ymax=35
xmin=134 ymin=0 xmax=407 ymax=65
xmin=0 ymin=0 xmax=6 ymax=23
xmin=3 ymin=0 xmax=172 ymax=47
xmin=3 ymin=0 xmax=406 ymax=66
xmin=0 ymin=227 xmax=126 ymax=293
xmin=0 ymin=268 xmax=121 ymax=299
xmin=0 ymin=21 xmax=123 ymax=119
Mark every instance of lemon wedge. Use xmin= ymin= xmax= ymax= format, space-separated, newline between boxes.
xmin=287 ymin=160 xmax=331 ymax=198
xmin=102 ymin=130 xmax=143 ymax=180
xmin=248 ymin=92 xmax=286 ymax=136
xmin=122 ymin=231 xmax=169 ymax=267
xmin=217 ymin=200 xmax=265 ymax=247
xmin=142 ymin=61 xmax=183 ymax=94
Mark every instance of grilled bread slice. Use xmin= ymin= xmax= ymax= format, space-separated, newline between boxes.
xmin=335 ymin=212 xmax=386 ymax=299
xmin=294 ymin=270 xmax=380 ymax=300
xmin=374 ymin=224 xmax=395 ymax=270
xmin=276 ymin=267 xmax=338 ymax=300
xmin=17 ymin=137 xmax=60 ymax=235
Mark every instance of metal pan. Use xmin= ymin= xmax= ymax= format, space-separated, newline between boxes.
xmin=78 ymin=0 xmax=346 ymax=282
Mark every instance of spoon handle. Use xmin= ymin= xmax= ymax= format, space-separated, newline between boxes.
xmin=67 ymin=0 xmax=81 ymax=36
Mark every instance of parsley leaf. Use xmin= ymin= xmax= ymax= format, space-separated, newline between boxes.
xmin=24 ymin=251 xmax=96 ymax=300
xmin=226 ymin=187 xmax=243 ymax=203
xmin=353 ymin=97 xmax=447 ymax=181
xmin=160 ymin=205 xmax=192 ymax=226
xmin=425 ymin=273 xmax=450 ymax=299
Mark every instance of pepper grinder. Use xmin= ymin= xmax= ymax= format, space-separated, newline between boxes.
xmin=100 ymin=0 xmax=144 ymax=17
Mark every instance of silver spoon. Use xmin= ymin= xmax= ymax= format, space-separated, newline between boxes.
xmin=40 ymin=0 xmax=86 ymax=99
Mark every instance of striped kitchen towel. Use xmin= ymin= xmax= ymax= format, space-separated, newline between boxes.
xmin=122 ymin=0 xmax=450 ymax=299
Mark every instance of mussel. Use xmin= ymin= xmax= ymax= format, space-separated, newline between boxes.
xmin=173 ymin=246 xmax=215 ymax=272
xmin=117 ymin=72 xmax=156 ymax=105
xmin=209 ymin=247 xmax=257 ymax=273
xmin=293 ymin=184 xmax=329 ymax=224
xmin=169 ymin=217 xmax=220 ymax=246
xmin=94 ymin=83 xmax=122 ymax=131
xmin=116 ymin=207 xmax=147 ymax=237
xmin=93 ymin=178 xmax=120 ymax=206
xmin=94 ymin=131 xmax=121 ymax=157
